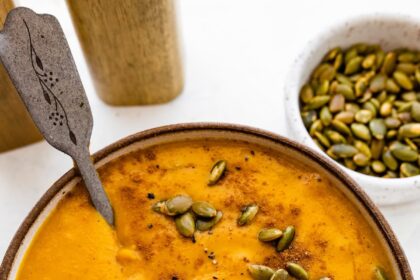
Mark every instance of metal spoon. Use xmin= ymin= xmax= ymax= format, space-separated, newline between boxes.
xmin=0 ymin=7 xmax=114 ymax=225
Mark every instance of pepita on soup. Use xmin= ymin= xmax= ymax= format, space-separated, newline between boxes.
xmin=300 ymin=43 xmax=420 ymax=178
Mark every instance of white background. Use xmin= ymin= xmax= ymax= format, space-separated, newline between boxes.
xmin=1 ymin=0 xmax=419 ymax=277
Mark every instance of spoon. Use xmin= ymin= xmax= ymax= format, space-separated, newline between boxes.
xmin=0 ymin=7 xmax=114 ymax=226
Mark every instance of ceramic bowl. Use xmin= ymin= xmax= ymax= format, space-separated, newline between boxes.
xmin=284 ymin=14 xmax=420 ymax=205
xmin=0 ymin=123 xmax=413 ymax=279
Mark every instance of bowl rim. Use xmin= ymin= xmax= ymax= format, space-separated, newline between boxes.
xmin=0 ymin=122 xmax=413 ymax=279
xmin=284 ymin=13 xmax=420 ymax=195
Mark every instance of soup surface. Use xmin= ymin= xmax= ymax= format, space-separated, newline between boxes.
xmin=16 ymin=140 xmax=393 ymax=279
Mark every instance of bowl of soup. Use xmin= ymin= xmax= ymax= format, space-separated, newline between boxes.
xmin=0 ymin=123 xmax=413 ymax=279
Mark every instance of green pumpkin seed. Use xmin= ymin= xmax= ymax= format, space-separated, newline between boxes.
xmin=192 ymin=201 xmax=217 ymax=218
xmin=310 ymin=120 xmax=323 ymax=136
xmin=363 ymin=101 xmax=378 ymax=117
xmin=277 ymin=226 xmax=295 ymax=252
xmin=152 ymin=201 xmax=169 ymax=215
xmin=376 ymin=91 xmax=388 ymax=103
xmin=345 ymin=103 xmax=360 ymax=114
xmin=336 ymin=73 xmax=353 ymax=86
xmin=196 ymin=210 xmax=223 ymax=231
xmin=353 ymin=153 xmax=370 ymax=167
xmin=286 ymin=262 xmax=309 ymax=280
xmin=371 ymin=139 xmax=385 ymax=160
xmin=344 ymin=48 xmax=358 ymax=64
xmin=362 ymin=54 xmax=376 ymax=69
xmin=396 ymin=62 xmax=416 ymax=74
xmin=384 ymin=117 xmax=401 ymax=129
xmin=175 ymin=212 xmax=196 ymax=237
xmin=382 ymin=150 xmax=398 ymax=171
xmin=397 ymin=102 xmax=412 ymax=113
xmin=371 ymin=160 xmax=386 ymax=173
xmin=411 ymin=102 xmax=420 ymax=122
xmin=258 ymin=228 xmax=283 ymax=242
xmin=306 ymin=96 xmax=331 ymax=110
xmin=316 ymin=80 xmax=330 ymax=95
xmin=386 ymin=130 xmax=397 ymax=139
xmin=319 ymin=65 xmax=336 ymax=81
xmin=312 ymin=63 xmax=330 ymax=80
xmin=399 ymin=123 xmax=420 ymax=138
xmin=325 ymin=130 xmax=346 ymax=144
xmin=238 ymin=204 xmax=259 ymax=226
xmin=398 ymin=112 xmax=412 ymax=123
xmin=383 ymin=170 xmax=398 ymax=178
xmin=415 ymin=67 xmax=420 ymax=84
xmin=369 ymin=119 xmax=387 ymax=140
xmin=398 ymin=51 xmax=416 ymax=62
xmin=331 ymin=120 xmax=351 ymax=136
xmin=390 ymin=142 xmax=418 ymax=162
xmin=165 ymin=195 xmax=193 ymax=216
xmin=354 ymin=140 xmax=372 ymax=157
xmin=405 ymin=137 xmax=418 ymax=151
xmin=376 ymin=50 xmax=385 ymax=68
xmin=335 ymin=84 xmax=355 ymax=100
xmin=351 ymin=123 xmax=371 ymax=141
xmin=314 ymin=131 xmax=331 ymax=148
xmin=248 ymin=264 xmax=275 ymax=280
xmin=270 ymin=269 xmax=290 ymax=280
xmin=369 ymin=74 xmax=387 ymax=92
xmin=355 ymin=109 xmax=373 ymax=123
xmin=334 ymin=111 xmax=355 ymax=124
xmin=345 ymin=56 xmax=363 ymax=75
xmin=370 ymin=98 xmax=380 ymax=109
xmin=329 ymin=94 xmax=345 ymax=113
xmin=208 ymin=160 xmax=227 ymax=186
xmin=382 ymin=52 xmax=397 ymax=75
xmin=300 ymin=84 xmax=314 ymax=103
xmin=379 ymin=101 xmax=393 ymax=117
xmin=344 ymin=158 xmax=357 ymax=170
xmin=333 ymin=53 xmax=343 ymax=70
xmin=355 ymin=78 xmax=368 ymax=97
xmin=326 ymin=148 xmax=339 ymax=160
xmin=359 ymin=165 xmax=372 ymax=175
xmin=385 ymin=78 xmax=400 ymax=93
xmin=320 ymin=106 xmax=332 ymax=126
xmin=301 ymin=110 xmax=317 ymax=129
xmin=330 ymin=144 xmax=358 ymax=158
xmin=402 ymin=92 xmax=417 ymax=102
xmin=357 ymin=91 xmax=372 ymax=103
xmin=393 ymin=71 xmax=413 ymax=90
xmin=400 ymin=162 xmax=420 ymax=177
xmin=373 ymin=266 xmax=389 ymax=280
xmin=324 ymin=47 xmax=341 ymax=61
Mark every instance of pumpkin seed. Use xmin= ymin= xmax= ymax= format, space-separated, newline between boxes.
xmin=270 ymin=269 xmax=290 ymax=280
xmin=382 ymin=150 xmax=398 ymax=171
xmin=320 ymin=106 xmax=332 ymax=126
xmin=316 ymin=80 xmax=330 ymax=95
xmin=398 ymin=112 xmax=412 ymax=123
xmin=371 ymin=160 xmax=386 ymax=173
xmin=286 ymin=262 xmax=309 ymax=280
xmin=238 ymin=204 xmax=259 ymax=226
xmin=399 ymin=123 xmax=420 ymax=138
xmin=384 ymin=117 xmax=401 ymax=129
xmin=309 ymin=120 xmax=323 ymax=136
xmin=344 ymin=158 xmax=357 ymax=170
xmin=335 ymin=84 xmax=355 ymax=100
xmin=248 ymin=264 xmax=275 ymax=280
xmin=323 ymin=47 xmax=341 ymax=61
xmin=299 ymin=84 xmax=314 ymax=103
xmin=344 ymin=48 xmax=358 ymax=64
xmin=355 ymin=109 xmax=373 ymax=123
xmin=325 ymin=130 xmax=346 ymax=144
xmin=333 ymin=53 xmax=343 ymax=70
xmin=331 ymin=120 xmax=351 ymax=135
xmin=208 ymin=160 xmax=227 ymax=186
xmin=306 ymin=96 xmax=331 ymax=110
xmin=411 ymin=102 xmax=420 ymax=122
xmin=175 ymin=212 xmax=196 ymax=237
xmin=152 ymin=201 xmax=169 ymax=215
xmin=312 ymin=63 xmax=330 ymax=80
xmin=354 ymin=140 xmax=372 ymax=157
xmin=401 ymin=162 xmax=420 ymax=177
xmin=314 ymin=131 xmax=331 ymax=148
xmin=353 ymin=153 xmax=370 ymax=167
xmin=369 ymin=74 xmax=387 ymax=92
xmin=330 ymin=144 xmax=358 ymax=158
xmin=362 ymin=54 xmax=376 ymax=69
xmin=351 ymin=123 xmax=371 ymax=141
xmin=329 ymin=94 xmax=345 ymax=113
xmin=398 ymin=51 xmax=416 ymax=62
xmin=345 ymin=103 xmax=360 ymax=114
xmin=382 ymin=52 xmax=397 ymax=75
xmin=402 ymin=92 xmax=417 ymax=102
xmin=336 ymin=73 xmax=353 ymax=86
xmin=359 ymin=165 xmax=372 ymax=175
xmin=383 ymin=170 xmax=398 ymax=178
xmin=385 ymin=78 xmax=400 ymax=93
xmin=376 ymin=49 xmax=385 ymax=68
xmin=377 ymin=91 xmax=388 ymax=103
xmin=405 ymin=137 xmax=418 ymax=151
xmin=371 ymin=139 xmax=385 ymax=160
xmin=196 ymin=210 xmax=223 ymax=231
xmin=386 ymin=130 xmax=397 ymax=139
xmin=390 ymin=142 xmax=418 ymax=162
xmin=363 ymin=101 xmax=378 ymax=116
xmin=357 ymin=91 xmax=372 ymax=103
xmin=165 ymin=195 xmax=193 ymax=216
xmin=379 ymin=101 xmax=393 ymax=117
xmin=396 ymin=62 xmax=416 ymax=74
xmin=277 ymin=226 xmax=295 ymax=252
xmin=374 ymin=266 xmax=389 ymax=280
xmin=369 ymin=119 xmax=387 ymax=140
xmin=192 ymin=201 xmax=217 ymax=218
xmin=355 ymin=78 xmax=368 ymax=97
xmin=258 ymin=228 xmax=283 ymax=242
xmin=415 ymin=67 xmax=420 ymax=84
xmin=345 ymin=56 xmax=363 ymax=75
xmin=393 ymin=71 xmax=413 ymax=90
xmin=319 ymin=65 xmax=336 ymax=81
xmin=301 ymin=110 xmax=317 ymax=129
xmin=334 ymin=111 xmax=355 ymax=124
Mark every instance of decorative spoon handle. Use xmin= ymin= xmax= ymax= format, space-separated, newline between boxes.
xmin=0 ymin=7 xmax=114 ymax=225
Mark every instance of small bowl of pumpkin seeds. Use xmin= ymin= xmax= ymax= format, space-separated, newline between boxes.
xmin=284 ymin=14 xmax=420 ymax=205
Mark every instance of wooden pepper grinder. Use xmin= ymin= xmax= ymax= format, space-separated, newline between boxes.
xmin=67 ymin=0 xmax=183 ymax=105
xmin=0 ymin=0 xmax=42 ymax=153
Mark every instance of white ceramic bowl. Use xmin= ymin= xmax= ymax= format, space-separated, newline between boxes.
xmin=284 ymin=14 xmax=420 ymax=205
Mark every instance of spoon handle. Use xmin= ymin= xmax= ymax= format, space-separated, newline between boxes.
xmin=0 ymin=7 xmax=114 ymax=225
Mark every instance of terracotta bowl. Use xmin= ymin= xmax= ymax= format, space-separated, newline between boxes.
xmin=0 ymin=123 xmax=413 ymax=279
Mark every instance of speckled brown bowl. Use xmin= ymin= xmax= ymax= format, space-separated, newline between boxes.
xmin=0 ymin=123 xmax=413 ymax=279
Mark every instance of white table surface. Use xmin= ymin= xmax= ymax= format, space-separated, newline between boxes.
xmin=1 ymin=0 xmax=420 ymax=277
